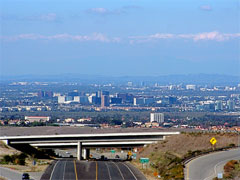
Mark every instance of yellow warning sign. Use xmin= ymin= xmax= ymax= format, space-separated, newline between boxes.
xmin=210 ymin=137 xmax=217 ymax=145
xmin=128 ymin=151 xmax=132 ymax=156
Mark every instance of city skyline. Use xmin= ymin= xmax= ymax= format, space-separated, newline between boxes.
xmin=1 ymin=0 xmax=239 ymax=76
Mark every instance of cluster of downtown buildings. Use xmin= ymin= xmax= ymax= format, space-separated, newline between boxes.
xmin=0 ymin=82 xmax=240 ymax=113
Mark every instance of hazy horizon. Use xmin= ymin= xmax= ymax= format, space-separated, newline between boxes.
xmin=1 ymin=0 xmax=239 ymax=76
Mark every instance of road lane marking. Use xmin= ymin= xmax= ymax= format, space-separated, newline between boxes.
xmin=63 ymin=160 xmax=67 ymax=180
xmin=186 ymin=162 xmax=190 ymax=180
xmin=95 ymin=161 xmax=98 ymax=180
xmin=121 ymin=162 xmax=137 ymax=180
xmin=50 ymin=160 xmax=60 ymax=180
xmin=104 ymin=162 xmax=112 ymax=180
xmin=74 ymin=160 xmax=78 ymax=180
xmin=126 ymin=162 xmax=146 ymax=179
xmin=112 ymin=162 xmax=124 ymax=180
xmin=203 ymin=155 xmax=240 ymax=180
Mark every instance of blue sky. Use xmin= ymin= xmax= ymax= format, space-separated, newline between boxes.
xmin=0 ymin=0 xmax=239 ymax=76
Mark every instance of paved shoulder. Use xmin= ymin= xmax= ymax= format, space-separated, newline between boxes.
xmin=0 ymin=166 xmax=23 ymax=180
xmin=186 ymin=148 xmax=240 ymax=180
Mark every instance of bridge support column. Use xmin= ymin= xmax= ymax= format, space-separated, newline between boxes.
xmin=77 ymin=141 xmax=82 ymax=161
xmin=83 ymin=148 xmax=90 ymax=160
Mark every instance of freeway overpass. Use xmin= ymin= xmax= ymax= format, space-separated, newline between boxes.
xmin=0 ymin=131 xmax=180 ymax=160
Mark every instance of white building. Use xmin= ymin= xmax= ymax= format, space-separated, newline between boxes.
xmin=150 ymin=113 xmax=164 ymax=123
xmin=73 ymin=96 xmax=80 ymax=102
xmin=186 ymin=85 xmax=196 ymax=90
xmin=58 ymin=96 xmax=66 ymax=103
xmin=25 ymin=116 xmax=50 ymax=122
xmin=227 ymin=100 xmax=235 ymax=110
xmin=133 ymin=97 xmax=144 ymax=106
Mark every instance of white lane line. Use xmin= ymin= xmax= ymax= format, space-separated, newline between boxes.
xmin=104 ymin=162 xmax=112 ymax=180
xmin=121 ymin=162 xmax=137 ymax=180
xmin=126 ymin=162 xmax=146 ymax=180
xmin=203 ymin=155 xmax=240 ymax=180
xmin=50 ymin=160 xmax=60 ymax=180
xmin=63 ymin=160 xmax=67 ymax=180
xmin=111 ymin=162 xmax=125 ymax=180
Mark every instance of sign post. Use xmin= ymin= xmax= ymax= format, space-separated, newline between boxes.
xmin=210 ymin=137 xmax=217 ymax=150
xmin=140 ymin=158 xmax=149 ymax=169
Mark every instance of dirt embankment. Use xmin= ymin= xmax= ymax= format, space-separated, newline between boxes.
xmin=139 ymin=132 xmax=239 ymax=158
xmin=0 ymin=141 xmax=20 ymax=156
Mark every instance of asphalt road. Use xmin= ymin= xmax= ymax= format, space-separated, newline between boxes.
xmin=0 ymin=166 xmax=23 ymax=180
xmin=41 ymin=159 xmax=146 ymax=180
xmin=186 ymin=148 xmax=240 ymax=180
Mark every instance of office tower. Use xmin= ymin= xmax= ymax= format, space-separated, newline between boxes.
xmin=227 ymin=100 xmax=235 ymax=110
xmin=110 ymin=97 xmax=122 ymax=104
xmin=150 ymin=113 xmax=164 ymax=123
xmin=58 ymin=96 xmax=66 ymax=104
xmin=215 ymin=100 xmax=223 ymax=111
xmin=101 ymin=95 xmax=109 ymax=107
xmin=38 ymin=91 xmax=45 ymax=98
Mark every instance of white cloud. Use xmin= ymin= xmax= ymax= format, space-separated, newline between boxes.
xmin=87 ymin=8 xmax=121 ymax=15
xmin=89 ymin=8 xmax=109 ymax=14
xmin=39 ymin=13 xmax=57 ymax=21
xmin=86 ymin=6 xmax=140 ymax=16
xmin=129 ymin=31 xmax=240 ymax=43
xmin=200 ymin=5 xmax=212 ymax=11
xmin=0 ymin=33 xmax=120 ymax=43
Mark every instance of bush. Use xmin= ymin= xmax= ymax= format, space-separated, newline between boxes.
xmin=0 ymin=153 xmax=27 ymax=165
xmin=228 ymin=143 xmax=235 ymax=147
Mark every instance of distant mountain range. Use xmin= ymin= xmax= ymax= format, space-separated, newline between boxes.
xmin=0 ymin=74 xmax=239 ymax=86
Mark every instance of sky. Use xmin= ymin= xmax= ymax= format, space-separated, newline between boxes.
xmin=0 ymin=0 xmax=239 ymax=76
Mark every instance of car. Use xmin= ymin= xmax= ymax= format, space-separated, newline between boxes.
xmin=115 ymin=155 xmax=120 ymax=159
xmin=22 ymin=173 xmax=30 ymax=180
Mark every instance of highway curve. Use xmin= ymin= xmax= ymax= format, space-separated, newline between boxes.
xmin=186 ymin=148 xmax=240 ymax=180
xmin=41 ymin=159 xmax=147 ymax=180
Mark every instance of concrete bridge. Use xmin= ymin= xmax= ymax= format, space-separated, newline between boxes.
xmin=0 ymin=131 xmax=180 ymax=160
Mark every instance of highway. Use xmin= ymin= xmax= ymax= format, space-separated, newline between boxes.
xmin=186 ymin=148 xmax=240 ymax=180
xmin=41 ymin=159 xmax=146 ymax=180
xmin=0 ymin=166 xmax=23 ymax=180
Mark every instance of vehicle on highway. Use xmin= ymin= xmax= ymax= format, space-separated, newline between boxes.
xmin=22 ymin=173 xmax=30 ymax=180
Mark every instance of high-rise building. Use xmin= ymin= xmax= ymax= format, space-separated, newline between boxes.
xmin=227 ymin=100 xmax=235 ymax=110
xmin=215 ymin=100 xmax=223 ymax=111
xmin=58 ymin=96 xmax=66 ymax=103
xmin=38 ymin=91 xmax=45 ymax=98
xmin=150 ymin=113 xmax=164 ymax=123
xmin=110 ymin=97 xmax=122 ymax=104
xmin=73 ymin=96 xmax=80 ymax=102
xmin=101 ymin=95 xmax=109 ymax=107
xmin=45 ymin=91 xmax=53 ymax=98
xmin=133 ymin=97 xmax=144 ymax=106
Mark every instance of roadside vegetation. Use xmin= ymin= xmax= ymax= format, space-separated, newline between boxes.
xmin=213 ymin=160 xmax=240 ymax=180
xmin=0 ymin=153 xmax=27 ymax=165
xmin=0 ymin=141 xmax=52 ymax=172
xmin=134 ymin=132 xmax=239 ymax=180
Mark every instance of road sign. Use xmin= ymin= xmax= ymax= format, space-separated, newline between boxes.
xmin=140 ymin=158 xmax=149 ymax=163
xmin=128 ymin=151 xmax=132 ymax=156
xmin=132 ymin=153 xmax=137 ymax=159
xmin=217 ymin=173 xmax=223 ymax=179
xmin=210 ymin=137 xmax=217 ymax=145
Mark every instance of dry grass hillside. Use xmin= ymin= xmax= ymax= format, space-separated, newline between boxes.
xmin=0 ymin=141 xmax=51 ymax=173
xmin=135 ymin=132 xmax=239 ymax=180
xmin=139 ymin=132 xmax=239 ymax=158
xmin=0 ymin=141 xmax=20 ymax=156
